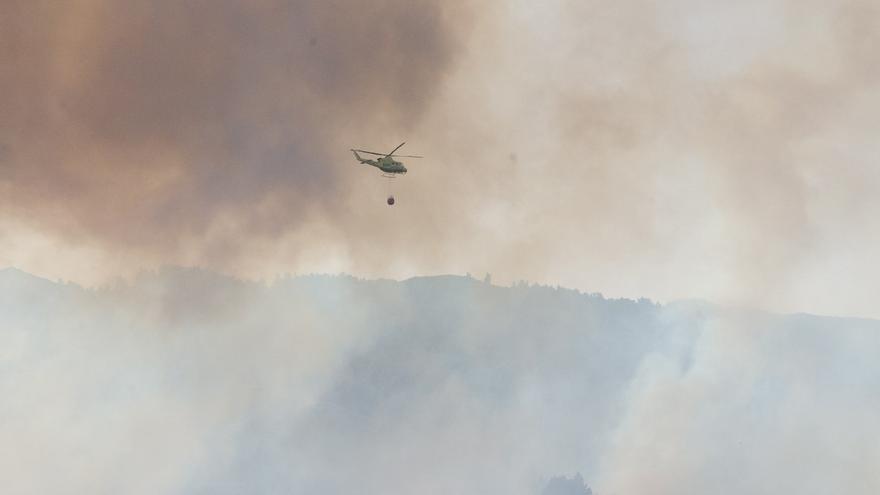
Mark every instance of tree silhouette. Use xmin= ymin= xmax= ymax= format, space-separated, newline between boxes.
xmin=542 ymin=473 xmax=592 ymax=495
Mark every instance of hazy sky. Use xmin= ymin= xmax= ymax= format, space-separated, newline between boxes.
xmin=2 ymin=0 xmax=878 ymax=317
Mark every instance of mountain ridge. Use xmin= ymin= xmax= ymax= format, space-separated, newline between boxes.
xmin=1 ymin=265 xmax=874 ymax=323
xmin=1 ymin=265 xmax=878 ymax=493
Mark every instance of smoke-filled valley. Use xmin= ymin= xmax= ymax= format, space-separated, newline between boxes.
xmin=2 ymin=267 xmax=877 ymax=494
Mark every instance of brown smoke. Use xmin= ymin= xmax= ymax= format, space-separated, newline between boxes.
xmin=0 ymin=0 xmax=468 ymax=260
xmin=2 ymin=0 xmax=878 ymax=317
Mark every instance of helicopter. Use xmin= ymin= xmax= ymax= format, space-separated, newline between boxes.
xmin=351 ymin=142 xmax=422 ymax=205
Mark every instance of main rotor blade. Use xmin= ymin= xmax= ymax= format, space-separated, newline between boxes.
xmin=351 ymin=149 xmax=387 ymax=156
xmin=388 ymin=154 xmax=423 ymax=158
xmin=386 ymin=142 xmax=406 ymax=157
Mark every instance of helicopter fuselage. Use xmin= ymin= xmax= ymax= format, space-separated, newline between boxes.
xmin=362 ymin=156 xmax=407 ymax=175
xmin=351 ymin=147 xmax=415 ymax=176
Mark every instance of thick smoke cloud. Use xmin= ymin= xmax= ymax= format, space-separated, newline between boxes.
xmin=0 ymin=0 xmax=465 ymax=257
xmin=597 ymin=311 xmax=880 ymax=494
xmin=415 ymin=0 xmax=880 ymax=316
xmin=1 ymin=0 xmax=879 ymax=317
xmin=2 ymin=268 xmax=878 ymax=494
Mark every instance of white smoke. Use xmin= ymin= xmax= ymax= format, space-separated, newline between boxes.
xmin=1 ymin=268 xmax=878 ymax=494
